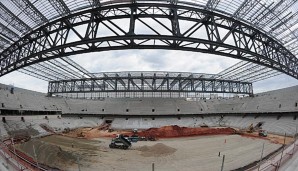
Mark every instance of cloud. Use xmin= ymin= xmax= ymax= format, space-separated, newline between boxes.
xmin=253 ymin=75 xmax=298 ymax=93
xmin=0 ymin=49 xmax=297 ymax=94
xmin=0 ymin=72 xmax=48 ymax=92
xmin=71 ymin=49 xmax=239 ymax=73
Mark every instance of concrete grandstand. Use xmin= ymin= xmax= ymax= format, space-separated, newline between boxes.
xmin=1 ymin=83 xmax=298 ymax=135
xmin=0 ymin=82 xmax=298 ymax=170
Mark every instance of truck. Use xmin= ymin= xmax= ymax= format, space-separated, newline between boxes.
xmin=109 ymin=134 xmax=132 ymax=150
xmin=128 ymin=135 xmax=139 ymax=142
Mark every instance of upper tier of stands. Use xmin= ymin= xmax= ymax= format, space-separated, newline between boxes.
xmin=0 ymin=83 xmax=297 ymax=115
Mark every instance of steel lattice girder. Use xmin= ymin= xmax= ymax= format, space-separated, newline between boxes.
xmin=0 ymin=36 xmax=10 ymax=49
xmin=0 ymin=3 xmax=297 ymax=79
xmin=0 ymin=2 xmax=30 ymax=33
xmin=0 ymin=22 xmax=20 ymax=42
xmin=48 ymin=0 xmax=70 ymax=15
xmin=48 ymin=72 xmax=253 ymax=95
xmin=10 ymin=0 xmax=48 ymax=25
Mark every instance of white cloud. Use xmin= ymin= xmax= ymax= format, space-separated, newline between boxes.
xmin=253 ymin=75 xmax=298 ymax=93
xmin=0 ymin=72 xmax=48 ymax=92
xmin=71 ymin=49 xmax=239 ymax=73
xmin=0 ymin=50 xmax=297 ymax=94
xmin=0 ymin=49 xmax=297 ymax=94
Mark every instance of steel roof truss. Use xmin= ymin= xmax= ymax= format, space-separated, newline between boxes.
xmin=0 ymin=2 xmax=30 ymax=33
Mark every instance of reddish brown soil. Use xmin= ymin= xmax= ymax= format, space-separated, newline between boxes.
xmin=62 ymin=125 xmax=293 ymax=145
xmin=137 ymin=125 xmax=236 ymax=138
xmin=63 ymin=125 xmax=236 ymax=139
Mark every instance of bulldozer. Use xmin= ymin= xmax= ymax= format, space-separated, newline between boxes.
xmin=109 ymin=134 xmax=132 ymax=150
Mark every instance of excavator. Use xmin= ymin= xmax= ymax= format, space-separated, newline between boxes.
xmin=247 ymin=123 xmax=254 ymax=133
xmin=109 ymin=134 xmax=132 ymax=150
xmin=246 ymin=122 xmax=267 ymax=137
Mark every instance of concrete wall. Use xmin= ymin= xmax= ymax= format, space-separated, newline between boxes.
xmin=110 ymin=114 xmax=298 ymax=136
xmin=62 ymin=86 xmax=298 ymax=115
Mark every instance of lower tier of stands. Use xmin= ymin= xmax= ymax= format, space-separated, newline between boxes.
xmin=110 ymin=114 xmax=298 ymax=136
xmin=1 ymin=113 xmax=297 ymax=139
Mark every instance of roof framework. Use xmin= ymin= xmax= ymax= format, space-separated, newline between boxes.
xmin=0 ymin=0 xmax=296 ymax=82
xmin=0 ymin=0 xmax=295 ymax=54
xmin=48 ymin=71 xmax=253 ymax=98
xmin=217 ymin=61 xmax=281 ymax=82
xmin=19 ymin=57 xmax=92 ymax=81
xmin=20 ymin=58 xmax=281 ymax=84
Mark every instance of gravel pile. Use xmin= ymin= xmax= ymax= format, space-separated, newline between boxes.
xmin=137 ymin=143 xmax=177 ymax=157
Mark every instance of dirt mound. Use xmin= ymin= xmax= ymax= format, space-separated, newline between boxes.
xmin=17 ymin=139 xmax=76 ymax=169
xmin=137 ymin=143 xmax=177 ymax=157
xmin=138 ymin=125 xmax=236 ymax=138
xmin=63 ymin=125 xmax=236 ymax=139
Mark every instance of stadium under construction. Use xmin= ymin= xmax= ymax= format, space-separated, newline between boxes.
xmin=0 ymin=0 xmax=297 ymax=171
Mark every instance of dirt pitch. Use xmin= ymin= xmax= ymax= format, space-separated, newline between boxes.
xmin=16 ymin=133 xmax=284 ymax=171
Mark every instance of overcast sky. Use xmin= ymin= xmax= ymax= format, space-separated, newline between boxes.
xmin=0 ymin=49 xmax=297 ymax=94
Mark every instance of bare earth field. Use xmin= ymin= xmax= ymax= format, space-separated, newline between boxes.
xmin=16 ymin=134 xmax=282 ymax=171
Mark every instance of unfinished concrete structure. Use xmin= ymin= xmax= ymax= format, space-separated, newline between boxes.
xmin=0 ymin=0 xmax=298 ymax=170
xmin=0 ymin=83 xmax=297 ymax=136
xmin=0 ymin=83 xmax=298 ymax=171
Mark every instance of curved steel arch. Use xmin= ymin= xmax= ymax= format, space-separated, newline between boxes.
xmin=0 ymin=2 xmax=297 ymax=79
